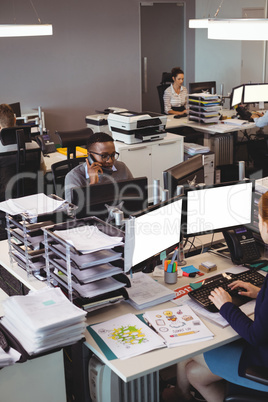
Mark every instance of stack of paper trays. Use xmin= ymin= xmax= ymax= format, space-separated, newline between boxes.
xmin=126 ymin=272 xmax=175 ymax=310
xmin=143 ymin=305 xmax=214 ymax=347
xmin=87 ymin=313 xmax=165 ymax=359
xmin=188 ymin=93 xmax=221 ymax=124
xmin=0 ymin=288 xmax=87 ymax=355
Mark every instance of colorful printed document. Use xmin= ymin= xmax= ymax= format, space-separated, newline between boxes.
xmin=143 ymin=305 xmax=214 ymax=347
xmin=87 ymin=313 xmax=165 ymax=360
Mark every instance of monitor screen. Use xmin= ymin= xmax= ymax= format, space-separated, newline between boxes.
xmin=189 ymin=81 xmax=216 ymax=94
xmin=243 ymin=83 xmax=268 ymax=104
xmin=230 ymin=85 xmax=244 ymax=108
xmin=124 ymin=197 xmax=183 ymax=272
xmin=163 ymin=155 xmax=205 ymax=198
xmin=72 ymin=177 xmax=148 ymax=220
xmin=185 ymin=181 xmax=253 ymax=236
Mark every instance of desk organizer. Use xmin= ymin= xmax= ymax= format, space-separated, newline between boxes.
xmin=188 ymin=93 xmax=222 ymax=124
xmin=42 ymin=217 xmax=130 ymax=311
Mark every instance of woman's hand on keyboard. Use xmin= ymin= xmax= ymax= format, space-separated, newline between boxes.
xmin=208 ymin=287 xmax=232 ymax=310
xmin=228 ymin=280 xmax=260 ymax=299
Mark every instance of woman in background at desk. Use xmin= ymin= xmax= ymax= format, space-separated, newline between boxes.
xmin=163 ymin=67 xmax=188 ymax=117
xmin=163 ymin=191 xmax=268 ymax=402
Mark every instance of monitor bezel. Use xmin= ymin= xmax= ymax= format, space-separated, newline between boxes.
xmin=183 ymin=179 xmax=255 ymax=238
xmin=230 ymin=84 xmax=244 ymax=109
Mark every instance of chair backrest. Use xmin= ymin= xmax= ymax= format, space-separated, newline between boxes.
xmin=157 ymin=72 xmax=173 ymax=114
xmin=0 ymin=126 xmax=41 ymax=200
xmin=55 ymin=128 xmax=93 ymax=159
xmin=51 ymin=157 xmax=87 ymax=198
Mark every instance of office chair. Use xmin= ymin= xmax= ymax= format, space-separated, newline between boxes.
xmin=246 ymin=138 xmax=268 ymax=177
xmin=55 ymin=128 xmax=93 ymax=159
xmin=51 ymin=157 xmax=87 ymax=198
xmin=224 ymin=364 xmax=268 ymax=402
xmin=157 ymin=72 xmax=173 ymax=114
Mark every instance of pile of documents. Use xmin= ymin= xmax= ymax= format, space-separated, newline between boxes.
xmin=126 ymin=272 xmax=175 ymax=310
xmin=188 ymin=93 xmax=221 ymax=124
xmin=0 ymin=193 xmax=67 ymax=217
xmin=0 ymin=287 xmax=87 ymax=355
xmin=184 ymin=142 xmax=210 ymax=156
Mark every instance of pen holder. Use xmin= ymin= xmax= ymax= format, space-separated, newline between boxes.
xmin=164 ymin=271 xmax=177 ymax=285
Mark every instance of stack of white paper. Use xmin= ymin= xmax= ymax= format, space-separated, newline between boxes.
xmin=126 ymin=272 xmax=175 ymax=310
xmin=184 ymin=143 xmax=210 ymax=156
xmin=0 ymin=287 xmax=87 ymax=355
xmin=0 ymin=193 xmax=66 ymax=217
xmin=53 ymin=225 xmax=124 ymax=254
xmin=0 ymin=347 xmax=21 ymax=367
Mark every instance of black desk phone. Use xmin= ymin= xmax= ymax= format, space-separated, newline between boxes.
xmin=223 ymin=226 xmax=261 ymax=265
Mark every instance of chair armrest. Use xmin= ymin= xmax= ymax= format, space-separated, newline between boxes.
xmin=245 ymin=365 xmax=268 ymax=386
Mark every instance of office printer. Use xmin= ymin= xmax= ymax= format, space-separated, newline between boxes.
xmin=108 ymin=111 xmax=167 ymax=144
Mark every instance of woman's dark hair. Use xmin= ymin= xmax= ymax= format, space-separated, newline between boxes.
xmin=258 ymin=191 xmax=268 ymax=223
xmin=171 ymin=67 xmax=184 ymax=79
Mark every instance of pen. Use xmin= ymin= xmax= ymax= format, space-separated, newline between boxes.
xmin=168 ymin=248 xmax=178 ymax=272
xmin=170 ymin=330 xmax=199 ymax=337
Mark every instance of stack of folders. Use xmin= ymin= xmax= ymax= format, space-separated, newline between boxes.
xmin=143 ymin=305 xmax=214 ymax=347
xmin=126 ymin=272 xmax=175 ymax=310
xmin=0 ymin=288 xmax=87 ymax=355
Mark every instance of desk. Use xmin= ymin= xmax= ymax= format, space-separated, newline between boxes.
xmin=84 ymin=251 xmax=241 ymax=383
xmin=166 ymin=114 xmax=256 ymax=166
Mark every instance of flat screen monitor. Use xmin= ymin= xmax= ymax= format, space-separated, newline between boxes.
xmin=185 ymin=180 xmax=253 ymax=237
xmin=243 ymin=83 xmax=268 ymax=104
xmin=230 ymin=85 xmax=244 ymax=108
xmin=189 ymin=81 xmax=216 ymax=94
xmin=124 ymin=196 xmax=183 ymax=272
xmin=9 ymin=102 xmax=21 ymax=118
xmin=163 ymin=155 xmax=205 ymax=198
xmin=71 ymin=177 xmax=148 ymax=220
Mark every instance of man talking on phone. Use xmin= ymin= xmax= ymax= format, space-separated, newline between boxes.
xmin=65 ymin=132 xmax=133 ymax=203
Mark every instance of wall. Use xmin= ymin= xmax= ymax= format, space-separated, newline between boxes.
xmin=0 ymin=0 xmax=195 ymax=137
xmin=194 ymin=0 xmax=268 ymax=97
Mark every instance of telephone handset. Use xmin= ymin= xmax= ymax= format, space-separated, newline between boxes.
xmin=87 ymin=154 xmax=113 ymax=175
xmin=223 ymin=226 xmax=261 ymax=265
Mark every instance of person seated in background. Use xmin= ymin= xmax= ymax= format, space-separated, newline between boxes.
xmin=163 ymin=67 xmax=188 ymax=117
xmin=65 ymin=132 xmax=133 ymax=203
xmin=0 ymin=103 xmax=46 ymax=172
xmin=162 ymin=191 xmax=268 ymax=402
xmin=251 ymin=110 xmax=268 ymax=128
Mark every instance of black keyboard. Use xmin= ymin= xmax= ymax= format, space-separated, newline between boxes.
xmin=189 ymin=267 xmax=266 ymax=313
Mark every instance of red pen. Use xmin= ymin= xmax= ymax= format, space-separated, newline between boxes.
xmin=182 ymin=271 xmax=196 ymax=277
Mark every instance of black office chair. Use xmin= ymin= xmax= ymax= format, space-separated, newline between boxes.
xmin=55 ymin=128 xmax=93 ymax=159
xmin=224 ymin=364 xmax=268 ymax=402
xmin=51 ymin=157 xmax=87 ymax=198
xmin=157 ymin=72 xmax=173 ymax=114
xmin=247 ymin=138 xmax=268 ymax=178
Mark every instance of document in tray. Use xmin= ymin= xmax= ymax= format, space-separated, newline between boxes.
xmin=143 ymin=305 xmax=214 ymax=348
xmin=53 ymin=258 xmax=122 ymax=283
xmin=53 ymin=225 xmax=123 ymax=253
xmin=0 ymin=193 xmax=66 ymax=216
xmin=87 ymin=313 xmax=165 ymax=360
xmin=126 ymin=272 xmax=175 ymax=310
xmin=52 ymin=244 xmax=122 ymax=268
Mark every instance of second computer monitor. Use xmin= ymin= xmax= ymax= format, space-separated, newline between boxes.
xmin=189 ymin=81 xmax=216 ymax=94
xmin=72 ymin=177 xmax=148 ymax=220
xmin=163 ymin=155 xmax=205 ymax=198
xmin=185 ymin=181 xmax=253 ymax=237
xmin=230 ymin=85 xmax=244 ymax=108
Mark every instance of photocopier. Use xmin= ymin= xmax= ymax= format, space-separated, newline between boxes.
xmin=107 ymin=110 xmax=167 ymax=144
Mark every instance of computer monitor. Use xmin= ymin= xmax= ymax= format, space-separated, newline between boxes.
xmin=71 ymin=177 xmax=148 ymax=220
xmin=230 ymin=85 xmax=244 ymax=108
xmin=184 ymin=180 xmax=253 ymax=237
xmin=124 ymin=196 xmax=183 ymax=272
xmin=243 ymin=83 xmax=268 ymax=104
xmin=163 ymin=155 xmax=205 ymax=198
xmin=189 ymin=81 xmax=216 ymax=94
xmin=9 ymin=102 xmax=21 ymax=118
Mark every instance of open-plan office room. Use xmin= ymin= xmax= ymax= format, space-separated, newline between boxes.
xmin=1 ymin=1 xmax=268 ymax=402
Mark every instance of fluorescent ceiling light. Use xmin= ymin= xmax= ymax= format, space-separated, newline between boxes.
xmin=0 ymin=24 xmax=53 ymax=37
xmin=207 ymin=19 xmax=268 ymax=40
xmin=189 ymin=19 xmax=209 ymax=29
